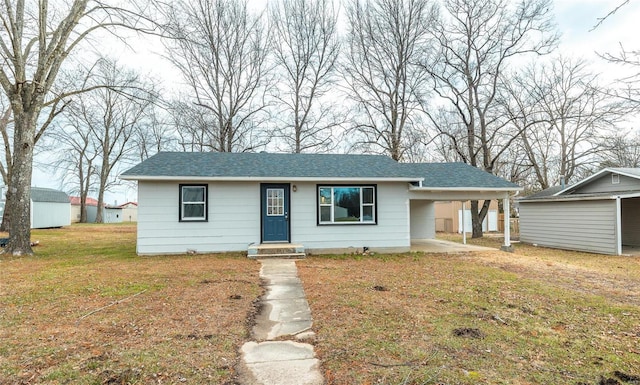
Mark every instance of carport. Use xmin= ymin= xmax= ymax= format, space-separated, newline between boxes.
xmin=402 ymin=163 xmax=523 ymax=252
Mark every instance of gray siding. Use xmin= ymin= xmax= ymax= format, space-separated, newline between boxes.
xmin=575 ymin=174 xmax=640 ymax=194
xmin=519 ymin=200 xmax=617 ymax=255
xmin=622 ymin=198 xmax=640 ymax=246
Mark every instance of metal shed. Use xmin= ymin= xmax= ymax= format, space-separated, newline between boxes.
xmin=519 ymin=168 xmax=640 ymax=255
xmin=31 ymin=187 xmax=71 ymax=229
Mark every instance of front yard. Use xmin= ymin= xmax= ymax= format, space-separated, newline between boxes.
xmin=0 ymin=224 xmax=260 ymax=384
xmin=1 ymin=225 xmax=639 ymax=384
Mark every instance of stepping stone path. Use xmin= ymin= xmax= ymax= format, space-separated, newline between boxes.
xmin=237 ymin=259 xmax=324 ymax=385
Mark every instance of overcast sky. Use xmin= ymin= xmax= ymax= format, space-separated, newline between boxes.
xmin=31 ymin=0 xmax=640 ymax=204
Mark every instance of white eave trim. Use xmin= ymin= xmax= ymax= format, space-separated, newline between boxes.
xmin=520 ymin=192 xmax=640 ymax=203
xmin=554 ymin=167 xmax=640 ymax=196
xmin=119 ymin=175 xmax=423 ymax=183
xmin=408 ymin=185 xmax=523 ymax=193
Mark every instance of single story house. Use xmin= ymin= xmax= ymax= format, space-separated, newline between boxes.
xmin=435 ymin=200 xmax=499 ymax=233
xmin=31 ymin=187 xmax=71 ymax=229
xmin=519 ymin=168 xmax=640 ymax=255
xmin=120 ymin=152 xmax=521 ymax=256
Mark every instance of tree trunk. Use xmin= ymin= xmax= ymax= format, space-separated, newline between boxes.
xmin=4 ymin=109 xmax=38 ymax=255
xmin=470 ymin=199 xmax=492 ymax=238
xmin=0 ymin=192 xmax=12 ymax=232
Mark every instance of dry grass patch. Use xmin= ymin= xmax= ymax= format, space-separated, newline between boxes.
xmin=439 ymin=233 xmax=640 ymax=307
xmin=0 ymin=224 xmax=261 ymax=384
xmin=298 ymin=252 xmax=640 ymax=384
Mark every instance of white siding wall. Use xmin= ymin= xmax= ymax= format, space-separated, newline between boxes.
xmin=290 ymin=182 xmax=410 ymax=253
xmin=137 ymin=181 xmax=261 ymax=255
xmin=31 ymin=202 xmax=71 ymax=229
xmin=409 ymin=200 xmax=435 ymax=240
xmin=622 ymin=198 xmax=640 ymax=246
xmin=519 ymin=200 xmax=617 ymax=255
xmin=137 ymin=180 xmax=411 ymax=255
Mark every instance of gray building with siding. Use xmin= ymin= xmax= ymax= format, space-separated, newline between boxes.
xmin=31 ymin=187 xmax=71 ymax=229
xmin=519 ymin=168 xmax=640 ymax=255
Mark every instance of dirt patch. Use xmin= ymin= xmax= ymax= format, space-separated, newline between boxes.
xmin=452 ymin=327 xmax=485 ymax=339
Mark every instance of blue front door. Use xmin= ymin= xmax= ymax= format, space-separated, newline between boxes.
xmin=261 ymin=184 xmax=290 ymax=243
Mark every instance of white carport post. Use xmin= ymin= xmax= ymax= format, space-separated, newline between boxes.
xmin=501 ymin=195 xmax=513 ymax=252
xmin=461 ymin=201 xmax=466 ymax=244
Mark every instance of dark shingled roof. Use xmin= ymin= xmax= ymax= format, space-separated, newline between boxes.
xmin=31 ymin=187 xmax=70 ymax=203
xmin=121 ymin=152 xmax=409 ymax=179
xmin=519 ymin=185 xmax=566 ymax=201
xmin=402 ymin=162 xmax=520 ymax=189
xmin=121 ymin=152 xmax=520 ymax=189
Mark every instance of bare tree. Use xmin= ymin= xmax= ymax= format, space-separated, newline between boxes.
xmin=599 ymin=131 xmax=640 ymax=168
xmin=49 ymin=103 xmax=99 ymax=223
xmin=132 ymin=103 xmax=177 ymax=162
xmin=505 ymin=56 xmax=630 ymax=191
xmin=425 ymin=0 xmax=558 ymax=237
xmin=162 ymin=0 xmax=272 ymax=152
xmin=0 ymin=0 xmax=152 ymax=255
xmin=269 ymin=0 xmax=341 ymax=153
xmin=342 ymin=0 xmax=437 ymax=161
xmin=84 ymin=60 xmax=156 ymax=222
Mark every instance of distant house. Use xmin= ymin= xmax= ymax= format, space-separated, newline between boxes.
xmin=435 ymin=200 xmax=499 ymax=233
xmin=69 ymin=196 xmax=99 ymax=223
xmin=519 ymin=168 xmax=640 ymax=255
xmin=120 ymin=152 xmax=521 ymax=255
xmin=118 ymin=202 xmax=138 ymax=222
xmin=31 ymin=187 xmax=71 ymax=229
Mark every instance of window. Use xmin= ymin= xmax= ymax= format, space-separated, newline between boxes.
xmin=612 ymin=174 xmax=620 ymax=184
xmin=180 ymin=184 xmax=208 ymax=221
xmin=318 ymin=185 xmax=376 ymax=224
xmin=266 ymin=188 xmax=285 ymax=216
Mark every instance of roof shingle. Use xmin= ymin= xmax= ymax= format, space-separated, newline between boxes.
xmin=121 ymin=152 xmax=520 ymax=189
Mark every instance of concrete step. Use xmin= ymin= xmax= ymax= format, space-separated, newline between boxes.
xmin=248 ymin=243 xmax=306 ymax=259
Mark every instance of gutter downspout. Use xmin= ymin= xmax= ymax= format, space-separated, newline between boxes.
xmin=616 ymin=196 xmax=622 ymax=256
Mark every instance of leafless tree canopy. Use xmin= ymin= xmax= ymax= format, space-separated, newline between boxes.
xmin=425 ymin=0 xmax=558 ymax=237
xmin=343 ymin=0 xmax=437 ymax=161
xmin=162 ymin=0 xmax=272 ymax=152
xmin=0 ymin=0 xmax=153 ymax=255
xmin=505 ymin=56 xmax=630 ymax=191
xmin=269 ymin=0 xmax=341 ymax=153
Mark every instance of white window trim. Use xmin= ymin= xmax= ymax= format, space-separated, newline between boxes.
xmin=318 ymin=185 xmax=377 ymax=225
xmin=180 ymin=184 xmax=208 ymax=222
xmin=612 ymin=174 xmax=620 ymax=184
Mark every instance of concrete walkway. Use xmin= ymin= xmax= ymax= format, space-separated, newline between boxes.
xmin=238 ymin=259 xmax=324 ymax=385
xmin=411 ymin=238 xmax=497 ymax=253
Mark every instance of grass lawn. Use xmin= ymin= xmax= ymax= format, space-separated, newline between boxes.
xmin=0 ymin=224 xmax=261 ymax=384
xmin=2 ymin=226 xmax=639 ymax=384
xmin=297 ymin=237 xmax=640 ymax=384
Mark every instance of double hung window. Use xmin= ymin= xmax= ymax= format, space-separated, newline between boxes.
xmin=180 ymin=184 xmax=208 ymax=221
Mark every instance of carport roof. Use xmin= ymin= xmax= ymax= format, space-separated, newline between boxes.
xmin=402 ymin=162 xmax=521 ymax=189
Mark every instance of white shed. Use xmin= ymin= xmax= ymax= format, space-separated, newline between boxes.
xmin=31 ymin=187 xmax=71 ymax=229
